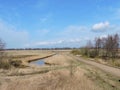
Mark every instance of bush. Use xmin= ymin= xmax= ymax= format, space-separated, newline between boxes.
xmin=88 ymin=50 xmax=98 ymax=58
xmin=0 ymin=59 xmax=11 ymax=69
xmin=71 ymin=49 xmax=81 ymax=55
xmin=77 ymin=48 xmax=98 ymax=58
xmin=10 ymin=60 xmax=22 ymax=68
xmin=80 ymin=48 xmax=89 ymax=56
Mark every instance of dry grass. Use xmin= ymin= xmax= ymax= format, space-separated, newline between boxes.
xmin=0 ymin=50 xmax=119 ymax=90
xmin=44 ymin=54 xmax=72 ymax=65
xmin=0 ymin=67 xmax=102 ymax=90
xmin=0 ymin=50 xmax=102 ymax=90
xmin=94 ymin=58 xmax=120 ymax=68
xmin=5 ymin=50 xmax=55 ymax=66
xmin=78 ymin=61 xmax=120 ymax=90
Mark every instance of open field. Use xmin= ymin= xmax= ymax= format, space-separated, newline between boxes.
xmin=4 ymin=50 xmax=55 ymax=66
xmin=0 ymin=50 xmax=120 ymax=90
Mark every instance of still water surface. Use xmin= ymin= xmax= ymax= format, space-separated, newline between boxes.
xmin=30 ymin=59 xmax=45 ymax=66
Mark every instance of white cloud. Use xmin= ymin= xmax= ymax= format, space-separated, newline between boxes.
xmin=25 ymin=40 xmax=64 ymax=47
xmin=35 ymin=40 xmax=64 ymax=46
xmin=92 ymin=21 xmax=110 ymax=31
xmin=64 ymin=25 xmax=87 ymax=33
xmin=25 ymin=39 xmax=82 ymax=48
xmin=100 ymin=35 xmax=108 ymax=38
xmin=0 ymin=19 xmax=29 ymax=48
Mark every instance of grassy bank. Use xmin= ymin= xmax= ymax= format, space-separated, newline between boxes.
xmin=0 ymin=50 xmax=55 ymax=69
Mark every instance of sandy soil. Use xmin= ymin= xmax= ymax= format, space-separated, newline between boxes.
xmin=74 ymin=56 xmax=120 ymax=77
xmin=0 ymin=67 xmax=101 ymax=90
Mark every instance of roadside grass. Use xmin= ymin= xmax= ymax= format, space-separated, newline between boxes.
xmin=71 ymin=49 xmax=120 ymax=68
xmin=78 ymin=61 xmax=120 ymax=90
xmin=108 ymin=59 xmax=120 ymax=68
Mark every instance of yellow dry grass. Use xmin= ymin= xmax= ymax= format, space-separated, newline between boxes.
xmin=0 ymin=67 xmax=101 ymax=90
xmin=44 ymin=54 xmax=72 ymax=65
xmin=5 ymin=50 xmax=55 ymax=66
xmin=6 ymin=50 xmax=53 ymax=56
xmin=0 ymin=50 xmax=119 ymax=90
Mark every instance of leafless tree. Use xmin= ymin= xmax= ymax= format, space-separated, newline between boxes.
xmin=112 ymin=34 xmax=119 ymax=58
xmin=101 ymin=34 xmax=119 ymax=59
xmin=95 ymin=37 xmax=102 ymax=56
xmin=85 ymin=40 xmax=98 ymax=57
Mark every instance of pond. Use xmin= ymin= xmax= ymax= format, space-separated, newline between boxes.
xmin=30 ymin=59 xmax=45 ymax=66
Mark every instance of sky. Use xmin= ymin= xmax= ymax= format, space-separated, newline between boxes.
xmin=0 ymin=0 xmax=120 ymax=48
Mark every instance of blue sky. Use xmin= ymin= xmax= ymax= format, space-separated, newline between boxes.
xmin=0 ymin=0 xmax=120 ymax=48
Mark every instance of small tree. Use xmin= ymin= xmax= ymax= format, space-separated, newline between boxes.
xmin=103 ymin=34 xmax=119 ymax=59
xmin=112 ymin=34 xmax=119 ymax=58
xmin=95 ymin=37 xmax=102 ymax=56
xmin=85 ymin=40 xmax=97 ymax=58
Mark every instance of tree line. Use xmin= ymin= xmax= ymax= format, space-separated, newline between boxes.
xmin=81 ymin=34 xmax=120 ymax=60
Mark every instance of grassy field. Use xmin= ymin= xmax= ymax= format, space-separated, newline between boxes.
xmin=0 ymin=50 xmax=120 ymax=90
xmin=4 ymin=50 xmax=55 ymax=66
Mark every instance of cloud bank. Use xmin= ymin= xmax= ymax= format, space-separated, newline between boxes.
xmin=92 ymin=21 xmax=110 ymax=31
xmin=25 ymin=39 xmax=82 ymax=48
xmin=0 ymin=19 xmax=119 ymax=48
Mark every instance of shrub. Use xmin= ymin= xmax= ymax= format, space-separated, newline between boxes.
xmin=10 ymin=60 xmax=22 ymax=68
xmin=80 ymin=48 xmax=89 ymax=56
xmin=0 ymin=59 xmax=11 ymax=69
xmin=71 ymin=49 xmax=81 ymax=55
xmin=88 ymin=50 xmax=98 ymax=58
xmin=0 ymin=38 xmax=12 ymax=69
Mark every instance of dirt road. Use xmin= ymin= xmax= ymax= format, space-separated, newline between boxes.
xmin=74 ymin=56 xmax=120 ymax=77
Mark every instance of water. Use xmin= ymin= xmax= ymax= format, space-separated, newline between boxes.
xmin=30 ymin=59 xmax=45 ymax=66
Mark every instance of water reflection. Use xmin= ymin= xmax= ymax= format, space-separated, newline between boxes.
xmin=30 ymin=59 xmax=45 ymax=65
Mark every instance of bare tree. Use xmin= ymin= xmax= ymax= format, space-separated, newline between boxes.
xmin=80 ymin=34 xmax=119 ymax=60
xmin=95 ymin=37 xmax=102 ymax=56
xmin=101 ymin=34 xmax=119 ymax=59
xmin=112 ymin=34 xmax=119 ymax=58
xmin=85 ymin=40 xmax=97 ymax=58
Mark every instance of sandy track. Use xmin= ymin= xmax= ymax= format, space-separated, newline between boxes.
xmin=74 ymin=56 xmax=120 ymax=77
